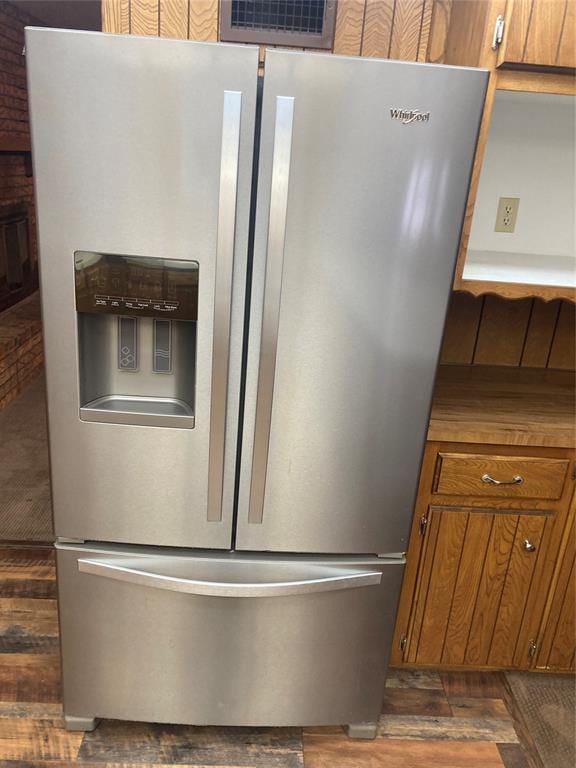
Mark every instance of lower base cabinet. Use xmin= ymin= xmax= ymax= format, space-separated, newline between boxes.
xmin=535 ymin=513 xmax=576 ymax=672
xmin=391 ymin=441 xmax=575 ymax=671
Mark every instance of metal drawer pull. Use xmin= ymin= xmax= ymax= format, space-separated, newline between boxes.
xmin=523 ymin=540 xmax=536 ymax=552
xmin=78 ymin=557 xmax=382 ymax=598
xmin=481 ymin=473 xmax=523 ymax=486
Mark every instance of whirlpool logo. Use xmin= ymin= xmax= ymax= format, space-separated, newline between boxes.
xmin=390 ymin=109 xmax=431 ymax=124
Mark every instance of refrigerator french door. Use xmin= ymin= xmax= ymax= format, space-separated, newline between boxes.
xmin=26 ymin=28 xmax=487 ymax=734
xmin=27 ymin=29 xmax=257 ymax=549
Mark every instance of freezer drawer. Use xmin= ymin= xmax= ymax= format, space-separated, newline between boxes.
xmin=57 ymin=543 xmax=404 ymax=728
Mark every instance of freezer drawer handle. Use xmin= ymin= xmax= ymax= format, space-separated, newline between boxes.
xmin=77 ymin=557 xmax=381 ymax=597
xmin=249 ymin=95 xmax=295 ymax=525
xmin=207 ymin=90 xmax=243 ymax=524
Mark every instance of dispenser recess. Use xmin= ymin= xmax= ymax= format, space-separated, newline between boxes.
xmin=74 ymin=251 xmax=198 ymax=428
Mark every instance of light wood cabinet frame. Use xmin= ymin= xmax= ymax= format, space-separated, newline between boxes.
xmin=391 ymin=440 xmax=575 ymax=670
xmin=452 ymin=69 xmax=576 ymax=302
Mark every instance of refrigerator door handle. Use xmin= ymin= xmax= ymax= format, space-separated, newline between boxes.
xmin=77 ymin=557 xmax=381 ymax=597
xmin=207 ymin=90 xmax=243 ymax=524
xmin=249 ymin=95 xmax=295 ymax=525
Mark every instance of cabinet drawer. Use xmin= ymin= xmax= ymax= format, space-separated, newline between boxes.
xmin=435 ymin=453 xmax=568 ymax=499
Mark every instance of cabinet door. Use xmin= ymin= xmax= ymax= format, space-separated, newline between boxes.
xmin=536 ymin=513 xmax=576 ymax=671
xmin=499 ymin=0 xmax=576 ymax=69
xmin=406 ymin=507 xmax=550 ymax=666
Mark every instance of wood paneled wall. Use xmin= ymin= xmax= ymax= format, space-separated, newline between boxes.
xmin=441 ymin=293 xmax=575 ymax=370
xmin=101 ymin=0 xmax=454 ymax=62
xmin=102 ymin=0 xmax=219 ymax=40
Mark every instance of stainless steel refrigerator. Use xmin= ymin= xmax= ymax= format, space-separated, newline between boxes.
xmin=26 ymin=28 xmax=487 ymax=735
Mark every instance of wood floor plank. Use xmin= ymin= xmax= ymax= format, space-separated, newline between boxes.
xmin=0 ymin=578 xmax=56 ymax=599
xmin=385 ymin=669 xmax=443 ymax=690
xmin=450 ymin=697 xmax=511 ymax=719
xmin=441 ymin=671 xmax=507 ymax=700
xmin=0 ymin=564 xmax=55 ymax=579
xmin=0 ymin=598 xmax=58 ymax=653
xmin=303 ymin=735 xmax=505 ymax=768
xmin=0 ymin=653 xmax=61 ymax=702
xmin=0 ymin=701 xmax=61 ymax=720
xmin=0 ymin=548 xmax=54 ymax=568
xmin=0 ymin=719 xmax=83 ymax=761
xmin=382 ymin=688 xmax=452 ymax=717
xmin=0 ymin=764 xmax=241 ymax=768
xmin=78 ymin=720 xmax=304 ymax=766
xmin=378 ymin=714 xmax=518 ymax=742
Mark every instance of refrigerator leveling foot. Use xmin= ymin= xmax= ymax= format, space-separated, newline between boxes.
xmin=346 ymin=722 xmax=378 ymax=739
xmin=64 ymin=715 xmax=99 ymax=731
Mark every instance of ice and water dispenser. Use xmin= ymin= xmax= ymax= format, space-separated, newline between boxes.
xmin=74 ymin=252 xmax=198 ymax=428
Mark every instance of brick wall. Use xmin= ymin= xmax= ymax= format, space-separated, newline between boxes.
xmin=0 ymin=2 xmax=44 ymax=410
xmin=0 ymin=291 xmax=43 ymax=409
xmin=0 ymin=1 xmax=39 ymax=313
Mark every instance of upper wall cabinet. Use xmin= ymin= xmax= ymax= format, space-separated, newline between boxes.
xmin=444 ymin=0 xmax=576 ymax=70
xmin=456 ymin=87 xmax=575 ymax=300
xmin=498 ymin=0 xmax=576 ymax=69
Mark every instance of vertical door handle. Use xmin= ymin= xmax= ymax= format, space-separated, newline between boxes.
xmin=248 ymin=96 xmax=295 ymax=525
xmin=207 ymin=90 xmax=242 ymax=523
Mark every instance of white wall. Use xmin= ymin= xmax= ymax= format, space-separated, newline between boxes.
xmin=469 ymin=91 xmax=575 ymax=259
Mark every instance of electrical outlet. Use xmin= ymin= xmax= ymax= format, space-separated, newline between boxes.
xmin=495 ymin=197 xmax=520 ymax=233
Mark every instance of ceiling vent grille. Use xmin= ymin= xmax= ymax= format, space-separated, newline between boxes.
xmin=220 ymin=1 xmax=337 ymax=49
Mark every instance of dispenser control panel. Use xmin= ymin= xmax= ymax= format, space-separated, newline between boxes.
xmin=74 ymin=251 xmax=198 ymax=321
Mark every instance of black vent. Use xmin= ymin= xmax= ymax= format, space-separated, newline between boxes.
xmin=220 ymin=0 xmax=336 ymax=49
xmin=231 ymin=0 xmax=325 ymax=34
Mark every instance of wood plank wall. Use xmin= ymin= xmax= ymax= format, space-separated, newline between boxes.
xmin=441 ymin=293 xmax=575 ymax=369
xmin=101 ymin=0 xmax=450 ymax=60
xmin=102 ymin=0 xmax=219 ymax=40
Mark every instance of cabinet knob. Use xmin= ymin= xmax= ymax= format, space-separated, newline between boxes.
xmin=481 ymin=473 xmax=523 ymax=486
xmin=523 ymin=539 xmax=536 ymax=552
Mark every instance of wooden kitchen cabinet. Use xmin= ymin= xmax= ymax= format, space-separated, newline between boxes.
xmin=443 ymin=0 xmax=576 ymax=70
xmin=405 ymin=506 xmax=552 ymax=667
xmin=452 ymin=71 xmax=575 ymax=302
xmin=391 ymin=365 xmax=575 ymax=671
xmin=441 ymin=1 xmax=576 ymax=302
xmin=535 ymin=509 xmax=576 ymax=671
xmin=498 ymin=0 xmax=576 ymax=69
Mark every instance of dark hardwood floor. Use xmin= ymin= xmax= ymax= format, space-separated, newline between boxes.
xmin=0 ymin=544 xmax=541 ymax=767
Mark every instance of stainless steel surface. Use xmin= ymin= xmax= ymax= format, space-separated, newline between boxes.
xmin=523 ymin=539 xmax=536 ymax=552
xmin=118 ymin=317 xmax=138 ymax=371
xmin=238 ymin=50 xmax=488 ymax=554
xmin=153 ymin=319 xmax=172 ymax=374
xmin=64 ymin=716 xmax=98 ymax=732
xmin=78 ymin=554 xmax=381 ymax=596
xmin=249 ymin=95 xmax=295 ymax=525
xmin=207 ymin=90 xmax=243 ymax=524
xmin=58 ymin=542 xmax=403 ymax=727
xmin=346 ymin=723 xmax=379 ymax=739
xmin=80 ymin=395 xmax=195 ymax=429
xmin=492 ymin=14 xmax=505 ymax=49
xmin=78 ymin=314 xmax=196 ymax=419
xmin=27 ymin=29 xmax=258 ymax=547
xmin=482 ymin=473 xmax=524 ymax=485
